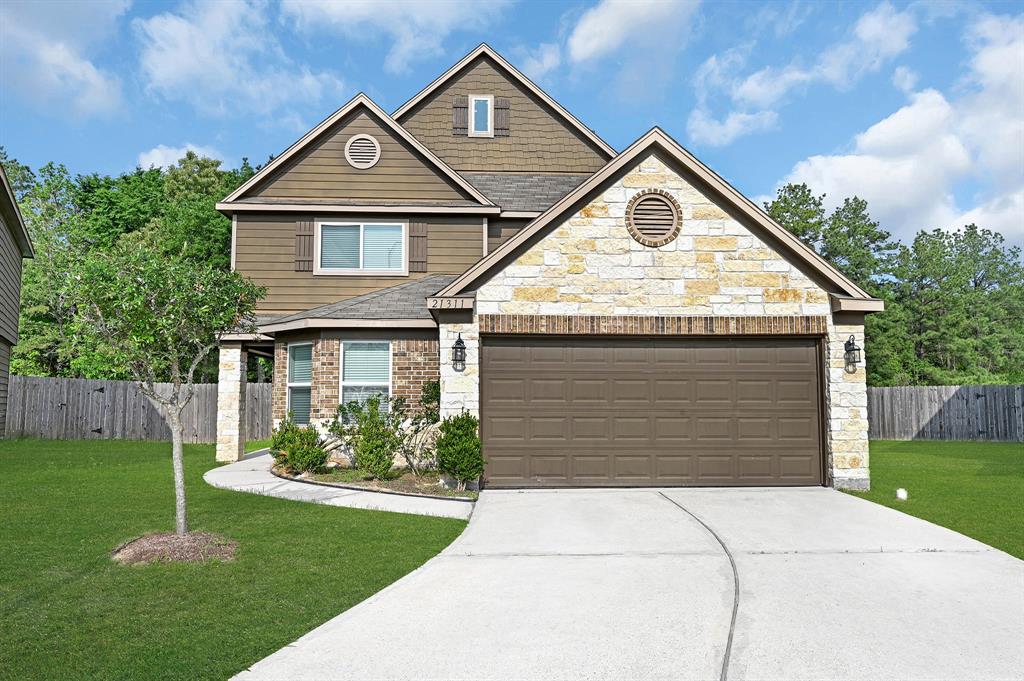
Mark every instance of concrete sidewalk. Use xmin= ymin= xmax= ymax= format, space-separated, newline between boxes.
xmin=233 ymin=487 xmax=1024 ymax=681
xmin=203 ymin=451 xmax=474 ymax=520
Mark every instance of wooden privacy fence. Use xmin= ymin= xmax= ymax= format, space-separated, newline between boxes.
xmin=5 ymin=376 xmax=272 ymax=443
xmin=867 ymin=385 xmax=1024 ymax=442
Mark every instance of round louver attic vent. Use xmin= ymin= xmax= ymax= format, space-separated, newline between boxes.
xmin=345 ymin=134 xmax=381 ymax=169
xmin=626 ymin=189 xmax=682 ymax=247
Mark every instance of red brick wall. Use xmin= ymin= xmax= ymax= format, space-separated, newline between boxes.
xmin=391 ymin=338 xmax=440 ymax=410
xmin=272 ymin=341 xmax=287 ymax=422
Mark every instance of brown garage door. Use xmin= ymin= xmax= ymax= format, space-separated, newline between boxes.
xmin=481 ymin=336 xmax=823 ymax=487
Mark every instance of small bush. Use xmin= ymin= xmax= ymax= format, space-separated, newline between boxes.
xmin=332 ymin=395 xmax=403 ymax=480
xmin=418 ymin=380 xmax=440 ymax=424
xmin=435 ymin=412 xmax=483 ymax=490
xmin=270 ymin=415 xmax=327 ymax=473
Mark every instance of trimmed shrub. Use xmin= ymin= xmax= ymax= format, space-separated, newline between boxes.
xmin=270 ymin=415 xmax=327 ymax=473
xmin=435 ymin=412 xmax=483 ymax=490
xmin=333 ymin=395 xmax=403 ymax=480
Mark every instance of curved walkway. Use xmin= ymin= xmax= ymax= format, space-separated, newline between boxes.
xmin=232 ymin=486 xmax=1023 ymax=680
xmin=204 ymin=451 xmax=474 ymax=520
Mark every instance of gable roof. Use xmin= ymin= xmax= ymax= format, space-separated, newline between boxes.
xmin=0 ymin=164 xmax=33 ymax=258
xmin=260 ymin=275 xmax=457 ymax=333
xmin=218 ymin=94 xmax=495 ymax=209
xmin=436 ymin=128 xmax=878 ymax=302
xmin=393 ymin=44 xmax=617 ymax=159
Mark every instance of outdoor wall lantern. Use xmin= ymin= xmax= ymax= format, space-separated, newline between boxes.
xmin=844 ymin=335 xmax=862 ymax=373
xmin=452 ymin=333 xmax=467 ymax=372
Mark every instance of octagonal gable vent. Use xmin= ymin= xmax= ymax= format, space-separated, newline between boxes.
xmin=626 ymin=190 xmax=681 ymax=247
xmin=345 ymin=134 xmax=381 ymax=169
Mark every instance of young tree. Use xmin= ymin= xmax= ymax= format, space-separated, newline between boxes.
xmin=70 ymin=231 xmax=264 ymax=534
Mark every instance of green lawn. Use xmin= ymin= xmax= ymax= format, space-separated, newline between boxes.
xmin=0 ymin=439 xmax=465 ymax=680
xmin=849 ymin=440 xmax=1024 ymax=559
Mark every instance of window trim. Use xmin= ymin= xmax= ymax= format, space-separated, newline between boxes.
xmin=286 ymin=341 xmax=313 ymax=425
xmin=339 ymin=340 xmax=393 ymax=407
xmin=314 ymin=219 xmax=409 ymax=277
xmin=468 ymin=94 xmax=494 ymax=138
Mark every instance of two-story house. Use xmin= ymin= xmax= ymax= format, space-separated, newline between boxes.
xmin=0 ymin=164 xmax=34 ymax=437
xmin=215 ymin=44 xmax=882 ymax=490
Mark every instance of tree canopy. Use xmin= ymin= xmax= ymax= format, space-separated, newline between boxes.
xmin=765 ymin=184 xmax=1024 ymax=386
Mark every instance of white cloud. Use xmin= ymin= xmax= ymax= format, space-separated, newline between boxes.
xmin=0 ymin=0 xmax=128 ymax=117
xmin=567 ymin=0 xmax=700 ymax=63
xmin=687 ymin=108 xmax=778 ymax=147
xmin=892 ymin=65 xmax=919 ymax=93
xmin=520 ymin=43 xmax=562 ymax=81
xmin=775 ymin=13 xmax=1024 ymax=243
xmin=281 ymin=0 xmax=511 ymax=74
xmin=733 ymin=2 xmax=917 ymax=108
xmin=690 ymin=2 xmax=920 ymax=146
xmin=138 ymin=143 xmax=224 ymax=169
xmin=135 ymin=0 xmax=344 ymax=122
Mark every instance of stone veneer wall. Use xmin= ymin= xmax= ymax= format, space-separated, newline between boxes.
xmin=216 ymin=343 xmax=247 ymax=462
xmin=440 ymin=152 xmax=870 ymax=489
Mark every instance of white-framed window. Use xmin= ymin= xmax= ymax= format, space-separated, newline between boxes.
xmin=468 ymin=94 xmax=494 ymax=138
xmin=315 ymin=220 xmax=408 ymax=276
xmin=340 ymin=341 xmax=392 ymax=407
xmin=286 ymin=342 xmax=313 ymax=425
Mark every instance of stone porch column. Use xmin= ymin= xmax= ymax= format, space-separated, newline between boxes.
xmin=216 ymin=343 xmax=247 ymax=462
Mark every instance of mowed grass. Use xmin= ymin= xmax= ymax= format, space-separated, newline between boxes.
xmin=849 ymin=440 xmax=1024 ymax=559
xmin=0 ymin=439 xmax=465 ymax=680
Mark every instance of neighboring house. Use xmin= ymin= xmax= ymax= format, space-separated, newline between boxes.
xmin=215 ymin=44 xmax=883 ymax=490
xmin=0 ymin=164 xmax=34 ymax=437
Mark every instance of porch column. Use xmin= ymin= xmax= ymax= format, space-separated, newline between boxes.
xmin=216 ymin=342 xmax=248 ymax=462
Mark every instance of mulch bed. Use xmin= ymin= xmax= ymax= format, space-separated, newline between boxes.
xmin=278 ymin=466 xmax=477 ymax=500
xmin=112 ymin=532 xmax=237 ymax=565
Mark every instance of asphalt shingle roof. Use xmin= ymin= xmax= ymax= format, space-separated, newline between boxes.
xmin=463 ymin=173 xmax=590 ymax=212
xmin=266 ymin=274 xmax=457 ymax=325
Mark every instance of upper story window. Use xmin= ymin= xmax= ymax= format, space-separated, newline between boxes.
xmin=315 ymin=220 xmax=407 ymax=276
xmin=468 ymin=94 xmax=494 ymax=138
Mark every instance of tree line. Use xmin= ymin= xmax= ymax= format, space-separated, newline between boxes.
xmin=2 ymin=149 xmax=1021 ymax=387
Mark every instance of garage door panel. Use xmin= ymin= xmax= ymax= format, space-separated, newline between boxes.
xmin=481 ymin=336 xmax=822 ymax=487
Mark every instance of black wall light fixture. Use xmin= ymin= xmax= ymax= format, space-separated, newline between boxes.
xmin=844 ymin=335 xmax=861 ymax=373
xmin=452 ymin=333 xmax=467 ymax=372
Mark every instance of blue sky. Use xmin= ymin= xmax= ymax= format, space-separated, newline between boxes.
xmin=1 ymin=0 xmax=1021 ymax=244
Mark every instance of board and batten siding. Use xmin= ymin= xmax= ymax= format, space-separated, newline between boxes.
xmin=235 ymin=213 xmax=486 ymax=316
xmin=0 ymin=213 xmax=24 ymax=345
xmin=398 ymin=55 xmax=610 ymax=174
xmin=249 ymin=109 xmax=477 ymax=204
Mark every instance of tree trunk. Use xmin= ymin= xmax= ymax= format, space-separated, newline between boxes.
xmin=168 ymin=410 xmax=189 ymax=535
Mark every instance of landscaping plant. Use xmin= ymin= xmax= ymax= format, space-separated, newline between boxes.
xmin=69 ymin=228 xmax=263 ymax=536
xmin=397 ymin=381 xmax=442 ymax=476
xmin=331 ymin=395 xmax=403 ymax=480
xmin=435 ymin=411 xmax=483 ymax=491
xmin=270 ymin=416 xmax=328 ymax=474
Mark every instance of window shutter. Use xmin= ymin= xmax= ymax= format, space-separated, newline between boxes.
xmin=295 ymin=220 xmax=314 ymax=272
xmin=495 ymin=97 xmax=510 ymax=136
xmin=409 ymin=221 xmax=428 ymax=272
xmin=452 ymin=95 xmax=468 ymax=136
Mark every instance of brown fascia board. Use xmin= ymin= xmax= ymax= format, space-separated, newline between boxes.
xmin=259 ymin=318 xmax=437 ymax=334
xmin=392 ymin=43 xmax=617 ymax=159
xmin=0 ymin=164 xmax=33 ymax=258
xmin=830 ymin=295 xmax=885 ymax=313
xmin=219 ymin=93 xmax=495 ymax=209
xmin=217 ymin=202 xmax=500 ymax=215
xmin=437 ymin=128 xmax=877 ymax=301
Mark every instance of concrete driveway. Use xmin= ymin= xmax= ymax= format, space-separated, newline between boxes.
xmin=236 ymin=488 xmax=1024 ymax=681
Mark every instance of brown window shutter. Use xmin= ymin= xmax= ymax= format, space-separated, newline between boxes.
xmin=495 ymin=97 xmax=510 ymax=136
xmin=295 ymin=220 xmax=314 ymax=272
xmin=409 ymin=221 xmax=428 ymax=272
xmin=452 ymin=95 xmax=468 ymax=136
